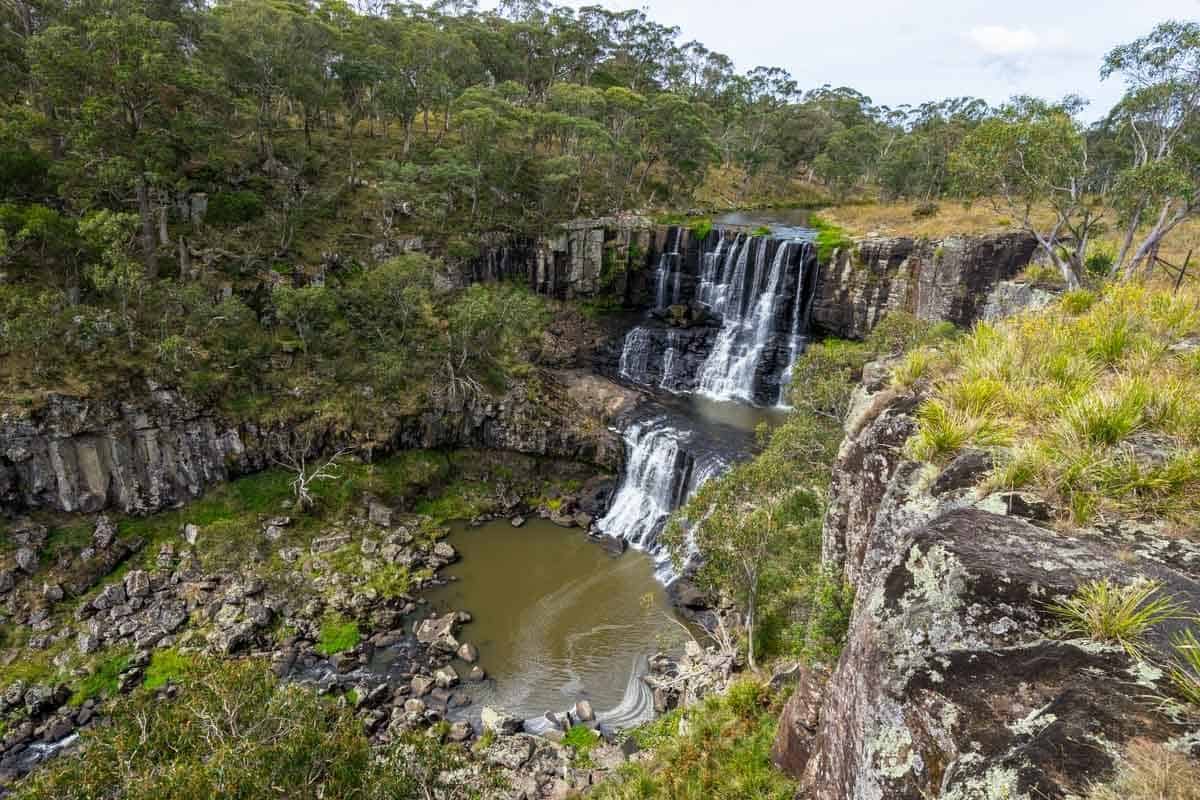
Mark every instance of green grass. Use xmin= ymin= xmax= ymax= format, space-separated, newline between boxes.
xmin=1169 ymin=627 xmax=1200 ymax=707
xmin=809 ymin=213 xmax=854 ymax=264
xmin=142 ymin=648 xmax=196 ymax=691
xmin=902 ymin=283 xmax=1200 ymax=524
xmin=316 ymin=618 xmax=361 ymax=656
xmin=69 ymin=651 xmax=131 ymax=706
xmin=594 ymin=680 xmax=796 ymax=800
xmin=564 ymin=724 xmax=601 ymax=766
xmin=1048 ymin=578 xmax=1182 ymax=659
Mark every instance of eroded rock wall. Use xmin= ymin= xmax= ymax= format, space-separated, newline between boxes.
xmin=811 ymin=233 xmax=1039 ymax=339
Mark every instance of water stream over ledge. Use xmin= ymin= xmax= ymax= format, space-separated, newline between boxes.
xmin=421 ymin=518 xmax=686 ymax=730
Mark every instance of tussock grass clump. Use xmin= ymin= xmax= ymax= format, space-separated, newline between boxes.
xmin=906 ymin=283 xmax=1200 ymax=524
xmin=1048 ymin=578 xmax=1181 ymax=658
xmin=1088 ymin=738 xmax=1200 ymax=800
xmin=1169 ymin=627 xmax=1200 ymax=708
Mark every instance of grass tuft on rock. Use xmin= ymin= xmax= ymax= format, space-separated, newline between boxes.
xmin=1087 ymin=738 xmax=1200 ymax=800
xmin=316 ymin=619 xmax=361 ymax=656
xmin=1048 ymin=578 xmax=1181 ymax=659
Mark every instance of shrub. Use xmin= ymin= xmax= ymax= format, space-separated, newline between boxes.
xmin=1085 ymin=244 xmax=1116 ymax=279
xmin=912 ymin=201 xmax=940 ymax=219
xmin=1048 ymin=578 xmax=1181 ymax=658
xmin=593 ymin=681 xmax=795 ymax=800
xmin=316 ymin=618 xmax=361 ymax=656
xmin=205 ymin=190 xmax=265 ymax=227
xmin=17 ymin=658 xmax=484 ymax=800
xmin=1061 ymin=289 xmax=1097 ymax=315
xmin=891 ymin=348 xmax=938 ymax=389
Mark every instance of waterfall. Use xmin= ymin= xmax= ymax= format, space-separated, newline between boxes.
xmin=659 ymin=329 xmax=684 ymax=392
xmin=653 ymin=228 xmax=682 ymax=309
xmin=618 ymin=326 xmax=654 ymax=385
xmin=596 ymin=419 xmax=692 ymax=551
xmin=777 ymin=247 xmax=819 ymax=406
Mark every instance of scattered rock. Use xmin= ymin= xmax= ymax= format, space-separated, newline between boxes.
xmin=511 ymin=515 xmax=527 ymax=528
xmin=433 ymin=665 xmax=459 ymax=689
xmin=574 ymin=700 xmax=595 ymax=723
xmin=485 ymin=734 xmax=535 ymax=769
xmin=481 ymin=706 xmax=524 ymax=736
xmin=457 ymin=642 xmax=478 ymax=663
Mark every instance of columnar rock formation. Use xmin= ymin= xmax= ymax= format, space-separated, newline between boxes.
xmin=0 ymin=373 xmax=634 ymax=515
xmin=810 ymin=233 xmax=1039 ymax=339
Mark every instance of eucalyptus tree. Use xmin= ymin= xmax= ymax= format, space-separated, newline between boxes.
xmin=951 ymin=98 xmax=1099 ymax=289
xmin=30 ymin=0 xmax=207 ymax=277
xmin=1100 ymin=20 xmax=1200 ymax=278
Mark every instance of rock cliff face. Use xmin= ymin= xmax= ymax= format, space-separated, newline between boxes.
xmin=0 ymin=371 xmax=635 ymax=516
xmin=810 ymin=233 xmax=1039 ymax=339
xmin=774 ymin=363 xmax=1200 ymax=798
xmin=465 ymin=217 xmax=685 ymax=305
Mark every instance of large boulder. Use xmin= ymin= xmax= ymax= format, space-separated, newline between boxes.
xmin=783 ymin=507 xmax=1200 ymax=799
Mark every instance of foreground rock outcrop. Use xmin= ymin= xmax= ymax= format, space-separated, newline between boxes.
xmin=776 ymin=362 xmax=1200 ymax=799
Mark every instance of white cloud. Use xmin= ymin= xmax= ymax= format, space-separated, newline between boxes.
xmin=966 ymin=25 xmax=1070 ymax=56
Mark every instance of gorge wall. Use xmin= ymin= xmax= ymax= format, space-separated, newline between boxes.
xmin=0 ymin=372 xmax=633 ymax=516
xmin=772 ymin=361 xmax=1200 ymax=799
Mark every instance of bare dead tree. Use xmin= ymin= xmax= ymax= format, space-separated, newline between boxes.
xmin=271 ymin=431 xmax=350 ymax=510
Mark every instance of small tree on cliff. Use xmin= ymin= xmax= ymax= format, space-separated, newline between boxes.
xmin=666 ymin=455 xmax=799 ymax=671
xmin=951 ymin=98 xmax=1101 ymax=289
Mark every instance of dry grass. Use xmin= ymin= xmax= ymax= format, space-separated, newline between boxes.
xmin=819 ymin=201 xmax=1200 ymax=272
xmin=905 ymin=282 xmax=1200 ymax=525
xmin=1088 ymin=739 xmax=1200 ymax=800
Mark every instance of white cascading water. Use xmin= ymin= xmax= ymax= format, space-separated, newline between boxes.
xmin=618 ymin=326 xmax=653 ymax=384
xmin=777 ymin=243 xmax=817 ymax=406
xmin=653 ymin=228 xmax=682 ymax=309
xmin=696 ymin=235 xmax=728 ymax=308
xmin=596 ymin=419 xmax=690 ymax=551
xmin=696 ymin=241 xmax=791 ymax=403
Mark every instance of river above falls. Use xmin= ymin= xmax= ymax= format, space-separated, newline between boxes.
xmin=420 ymin=518 xmax=687 ymax=730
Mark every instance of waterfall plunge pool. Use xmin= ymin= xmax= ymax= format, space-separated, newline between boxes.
xmin=418 ymin=518 xmax=688 ymax=730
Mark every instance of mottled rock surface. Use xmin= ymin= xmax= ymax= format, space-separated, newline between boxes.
xmin=779 ymin=360 xmax=1200 ymax=799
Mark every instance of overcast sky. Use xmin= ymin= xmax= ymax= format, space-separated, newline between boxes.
xmin=477 ymin=0 xmax=1200 ymax=118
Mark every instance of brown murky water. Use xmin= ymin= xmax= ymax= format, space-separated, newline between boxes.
xmin=423 ymin=518 xmax=687 ymax=729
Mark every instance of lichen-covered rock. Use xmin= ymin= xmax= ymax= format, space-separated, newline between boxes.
xmin=811 ymin=233 xmax=1038 ymax=339
xmin=788 ymin=508 xmax=1200 ymax=800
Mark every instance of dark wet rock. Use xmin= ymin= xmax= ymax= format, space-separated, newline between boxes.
xmin=931 ymin=449 xmax=994 ymax=496
xmin=770 ymin=666 xmax=828 ymax=778
xmin=811 ymin=233 xmax=1038 ymax=339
